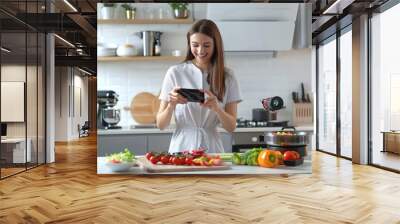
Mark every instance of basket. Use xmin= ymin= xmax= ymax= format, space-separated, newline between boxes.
xmin=292 ymin=103 xmax=313 ymax=126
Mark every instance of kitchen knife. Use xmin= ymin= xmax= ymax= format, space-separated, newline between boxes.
xmin=301 ymin=83 xmax=306 ymax=102
xmin=292 ymin=92 xmax=298 ymax=103
xmin=306 ymin=93 xmax=311 ymax=103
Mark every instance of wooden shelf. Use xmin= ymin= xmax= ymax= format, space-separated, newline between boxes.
xmin=97 ymin=19 xmax=193 ymax=25
xmin=97 ymin=56 xmax=185 ymax=62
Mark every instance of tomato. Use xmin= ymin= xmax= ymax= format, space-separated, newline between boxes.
xmin=160 ymin=155 xmax=170 ymax=165
xmin=149 ymin=156 xmax=159 ymax=164
xmin=212 ymin=158 xmax=222 ymax=166
xmin=169 ymin=156 xmax=174 ymax=164
xmin=185 ymin=157 xmax=193 ymax=166
xmin=171 ymin=157 xmax=184 ymax=165
xmin=111 ymin=159 xmax=121 ymax=164
xmin=294 ymin=151 xmax=300 ymax=159
xmin=178 ymin=157 xmax=186 ymax=165
xmin=283 ymin=151 xmax=300 ymax=161
xmin=145 ymin=152 xmax=154 ymax=160
xmin=258 ymin=150 xmax=279 ymax=168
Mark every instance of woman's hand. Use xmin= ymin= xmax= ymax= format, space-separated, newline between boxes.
xmin=168 ymin=87 xmax=188 ymax=107
xmin=201 ymin=89 xmax=221 ymax=113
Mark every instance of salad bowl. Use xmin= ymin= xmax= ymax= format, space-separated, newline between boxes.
xmin=105 ymin=148 xmax=137 ymax=172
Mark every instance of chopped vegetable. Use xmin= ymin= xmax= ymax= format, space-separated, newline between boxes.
xmin=106 ymin=148 xmax=135 ymax=163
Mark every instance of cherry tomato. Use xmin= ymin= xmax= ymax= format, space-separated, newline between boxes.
xmin=171 ymin=157 xmax=178 ymax=165
xmin=185 ymin=157 xmax=193 ymax=166
xmin=145 ymin=152 xmax=154 ymax=160
xmin=111 ymin=159 xmax=121 ymax=164
xmin=172 ymin=157 xmax=184 ymax=165
xmin=160 ymin=156 xmax=170 ymax=165
xmin=149 ymin=156 xmax=159 ymax=164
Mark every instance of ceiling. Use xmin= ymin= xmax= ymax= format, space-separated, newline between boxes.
xmin=0 ymin=0 xmax=393 ymax=75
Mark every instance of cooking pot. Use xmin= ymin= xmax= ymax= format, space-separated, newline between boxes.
xmin=265 ymin=127 xmax=308 ymax=147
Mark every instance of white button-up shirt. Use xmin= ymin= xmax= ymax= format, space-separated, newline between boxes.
xmin=159 ymin=61 xmax=242 ymax=153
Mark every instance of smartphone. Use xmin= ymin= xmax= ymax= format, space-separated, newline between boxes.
xmin=177 ymin=88 xmax=205 ymax=103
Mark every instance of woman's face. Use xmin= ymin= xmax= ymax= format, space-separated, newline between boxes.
xmin=190 ymin=33 xmax=214 ymax=65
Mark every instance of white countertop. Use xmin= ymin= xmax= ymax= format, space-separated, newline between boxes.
xmin=97 ymin=157 xmax=312 ymax=175
xmin=98 ymin=125 xmax=314 ymax=135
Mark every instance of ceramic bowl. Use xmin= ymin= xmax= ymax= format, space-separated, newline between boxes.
xmin=105 ymin=161 xmax=136 ymax=172
xmin=116 ymin=44 xmax=139 ymax=57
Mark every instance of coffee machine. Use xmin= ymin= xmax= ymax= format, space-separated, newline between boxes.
xmin=97 ymin=90 xmax=121 ymax=129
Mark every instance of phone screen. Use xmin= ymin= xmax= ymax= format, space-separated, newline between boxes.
xmin=177 ymin=88 xmax=205 ymax=103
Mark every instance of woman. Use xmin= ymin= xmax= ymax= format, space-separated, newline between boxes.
xmin=157 ymin=19 xmax=242 ymax=153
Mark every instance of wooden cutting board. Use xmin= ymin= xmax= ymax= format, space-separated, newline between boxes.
xmin=130 ymin=92 xmax=160 ymax=124
xmin=137 ymin=157 xmax=231 ymax=173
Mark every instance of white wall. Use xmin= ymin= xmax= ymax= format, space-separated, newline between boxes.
xmin=55 ymin=67 xmax=89 ymax=141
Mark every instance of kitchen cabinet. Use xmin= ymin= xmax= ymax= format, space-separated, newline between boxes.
xmin=220 ymin=132 xmax=233 ymax=153
xmin=147 ymin=134 xmax=173 ymax=153
xmin=98 ymin=132 xmax=233 ymax=155
xmin=97 ymin=134 xmax=147 ymax=156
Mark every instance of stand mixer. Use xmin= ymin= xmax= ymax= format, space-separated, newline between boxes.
xmin=97 ymin=90 xmax=121 ymax=129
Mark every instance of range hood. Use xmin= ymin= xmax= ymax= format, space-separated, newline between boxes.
xmin=207 ymin=3 xmax=299 ymax=52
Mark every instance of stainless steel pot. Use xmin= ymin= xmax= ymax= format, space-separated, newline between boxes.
xmin=265 ymin=127 xmax=308 ymax=146
xmin=173 ymin=8 xmax=188 ymax=18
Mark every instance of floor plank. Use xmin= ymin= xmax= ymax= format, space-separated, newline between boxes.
xmin=0 ymin=134 xmax=399 ymax=223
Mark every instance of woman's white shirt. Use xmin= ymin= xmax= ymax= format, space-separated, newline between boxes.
xmin=159 ymin=61 xmax=242 ymax=153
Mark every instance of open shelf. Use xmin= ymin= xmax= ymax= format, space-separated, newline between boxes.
xmin=97 ymin=56 xmax=186 ymax=62
xmin=97 ymin=19 xmax=193 ymax=25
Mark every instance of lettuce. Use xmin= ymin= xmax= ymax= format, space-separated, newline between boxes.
xmin=106 ymin=148 xmax=135 ymax=163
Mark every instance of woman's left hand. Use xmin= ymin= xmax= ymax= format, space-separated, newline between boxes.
xmin=201 ymin=89 xmax=221 ymax=113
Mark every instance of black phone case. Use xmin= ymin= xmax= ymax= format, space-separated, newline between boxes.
xmin=177 ymin=88 xmax=205 ymax=103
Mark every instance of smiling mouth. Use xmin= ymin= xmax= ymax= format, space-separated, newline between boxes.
xmin=196 ymin=54 xmax=207 ymax=58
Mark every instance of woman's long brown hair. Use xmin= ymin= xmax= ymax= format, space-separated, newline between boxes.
xmin=185 ymin=19 xmax=225 ymax=102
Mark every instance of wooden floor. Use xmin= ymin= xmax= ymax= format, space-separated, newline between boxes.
xmin=372 ymin=150 xmax=400 ymax=171
xmin=0 ymin=135 xmax=400 ymax=224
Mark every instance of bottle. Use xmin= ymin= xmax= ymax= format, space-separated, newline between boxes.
xmin=154 ymin=39 xmax=161 ymax=56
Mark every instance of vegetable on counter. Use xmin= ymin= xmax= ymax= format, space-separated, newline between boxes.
xmin=283 ymin=151 xmax=300 ymax=161
xmin=106 ymin=148 xmax=136 ymax=163
xmin=258 ymin=150 xmax=280 ymax=168
xmin=145 ymin=148 xmax=225 ymax=166
xmin=231 ymin=148 xmax=302 ymax=168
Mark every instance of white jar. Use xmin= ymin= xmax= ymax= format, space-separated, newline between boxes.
xmin=116 ymin=44 xmax=138 ymax=57
xmin=101 ymin=6 xmax=114 ymax=19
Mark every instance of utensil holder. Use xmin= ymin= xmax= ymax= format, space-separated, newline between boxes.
xmin=292 ymin=103 xmax=313 ymax=125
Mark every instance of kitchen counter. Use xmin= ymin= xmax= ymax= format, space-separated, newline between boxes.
xmin=98 ymin=125 xmax=314 ymax=135
xmin=97 ymin=157 xmax=312 ymax=175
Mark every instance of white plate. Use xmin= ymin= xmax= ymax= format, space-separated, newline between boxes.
xmin=98 ymin=43 xmax=117 ymax=57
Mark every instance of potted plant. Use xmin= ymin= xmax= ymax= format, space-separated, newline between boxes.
xmin=168 ymin=3 xmax=189 ymax=19
xmin=121 ymin=4 xmax=136 ymax=20
xmin=101 ymin=3 xmax=115 ymax=20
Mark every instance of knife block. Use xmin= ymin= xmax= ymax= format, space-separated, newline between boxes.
xmin=292 ymin=103 xmax=313 ymax=126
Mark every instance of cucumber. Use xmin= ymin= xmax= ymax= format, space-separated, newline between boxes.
xmin=219 ymin=153 xmax=233 ymax=162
